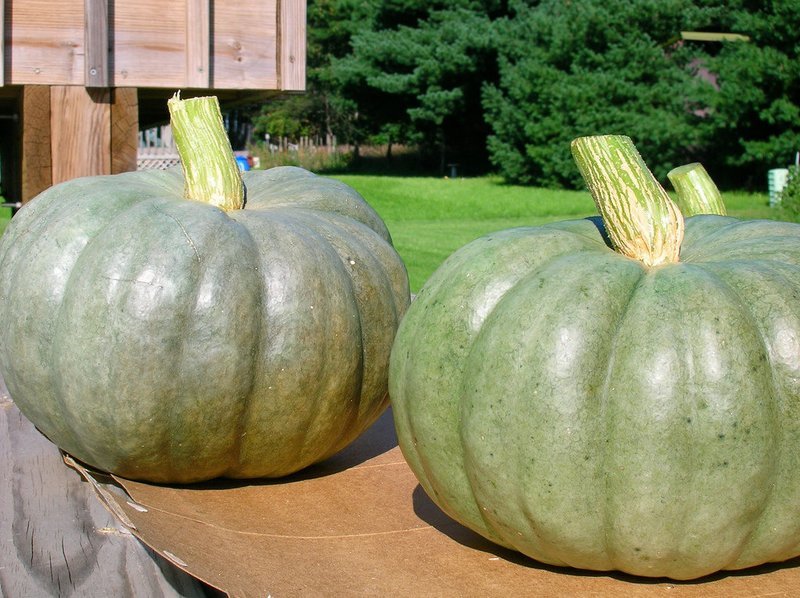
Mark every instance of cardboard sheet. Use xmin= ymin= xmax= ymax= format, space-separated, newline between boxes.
xmin=67 ymin=408 xmax=800 ymax=597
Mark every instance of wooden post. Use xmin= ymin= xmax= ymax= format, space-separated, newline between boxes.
xmin=111 ymin=88 xmax=139 ymax=174
xmin=50 ymin=86 xmax=111 ymax=184
xmin=43 ymin=86 xmax=139 ymax=187
xmin=20 ymin=86 xmax=52 ymax=204
xmin=186 ymin=0 xmax=211 ymax=88
xmin=19 ymin=86 xmax=137 ymax=202
xmin=84 ymin=0 xmax=110 ymax=87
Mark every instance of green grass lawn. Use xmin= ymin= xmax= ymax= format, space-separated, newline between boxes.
xmin=0 ymin=178 xmax=779 ymax=293
xmin=0 ymin=206 xmax=11 ymax=238
xmin=334 ymin=175 xmax=778 ymax=292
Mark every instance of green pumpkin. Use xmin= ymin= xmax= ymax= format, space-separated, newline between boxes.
xmin=389 ymin=136 xmax=800 ymax=580
xmin=0 ymin=163 xmax=409 ymax=483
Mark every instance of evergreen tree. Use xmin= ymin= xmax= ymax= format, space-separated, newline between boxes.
xmin=252 ymin=0 xmax=380 ymax=145
xmin=699 ymin=0 xmax=800 ymax=187
xmin=483 ymin=0 xmax=714 ymax=188
xmin=333 ymin=0 xmax=507 ymax=173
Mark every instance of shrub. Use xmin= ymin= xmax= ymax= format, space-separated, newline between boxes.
xmin=483 ymin=0 xmax=711 ymax=188
xmin=779 ymin=165 xmax=800 ymax=222
xmin=249 ymin=144 xmax=353 ymax=173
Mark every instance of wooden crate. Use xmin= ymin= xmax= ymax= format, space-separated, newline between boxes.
xmin=0 ymin=0 xmax=306 ymax=203
xmin=2 ymin=0 xmax=305 ymax=91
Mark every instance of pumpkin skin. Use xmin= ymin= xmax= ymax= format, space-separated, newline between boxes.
xmin=389 ymin=214 xmax=800 ymax=580
xmin=0 ymin=166 xmax=409 ymax=483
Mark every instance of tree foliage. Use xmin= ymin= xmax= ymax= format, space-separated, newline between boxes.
xmin=252 ymin=0 xmax=380 ymax=144
xmin=483 ymin=0 xmax=715 ymax=187
xmin=251 ymin=0 xmax=800 ymax=187
xmin=699 ymin=0 xmax=800 ymax=186
xmin=334 ymin=1 xmax=505 ymax=172
xmin=779 ymin=165 xmax=800 ymax=221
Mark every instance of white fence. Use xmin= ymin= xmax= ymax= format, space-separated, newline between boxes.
xmin=264 ymin=134 xmax=338 ymax=154
xmin=137 ymin=126 xmax=179 ymax=170
xmin=137 ymin=125 xmax=339 ymax=171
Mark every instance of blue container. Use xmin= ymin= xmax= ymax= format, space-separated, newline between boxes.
xmin=235 ymin=156 xmax=251 ymax=172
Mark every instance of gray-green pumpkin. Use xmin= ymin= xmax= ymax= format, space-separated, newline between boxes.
xmin=0 ymin=97 xmax=409 ymax=484
xmin=389 ymin=136 xmax=800 ymax=580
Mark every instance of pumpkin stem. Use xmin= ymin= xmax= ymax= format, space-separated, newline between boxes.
xmin=667 ymin=162 xmax=727 ymax=216
xmin=167 ymin=92 xmax=245 ymax=211
xmin=571 ymin=135 xmax=684 ymax=267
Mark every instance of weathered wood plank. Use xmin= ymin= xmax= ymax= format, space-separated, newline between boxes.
xmin=0 ymin=375 xmax=210 ymax=597
xmin=112 ymin=1 xmax=186 ymax=87
xmin=0 ymin=0 xmax=5 ymax=87
xmin=213 ymin=0 xmax=279 ymax=89
xmin=50 ymin=85 xmax=110 ymax=184
xmin=7 ymin=0 xmax=285 ymax=90
xmin=20 ymin=86 xmax=52 ymax=203
xmin=84 ymin=0 xmax=110 ymax=87
xmin=7 ymin=0 xmax=84 ymax=86
xmin=279 ymin=0 xmax=306 ymax=91
xmin=111 ymin=88 xmax=139 ymax=174
xmin=186 ymin=0 xmax=211 ymax=88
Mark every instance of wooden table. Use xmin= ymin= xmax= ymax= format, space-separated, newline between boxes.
xmin=0 ymin=373 xmax=212 ymax=597
xmin=3 ymin=368 xmax=800 ymax=597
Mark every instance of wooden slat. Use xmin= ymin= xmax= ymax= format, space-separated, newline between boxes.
xmin=212 ymin=1 xmax=279 ymax=89
xmin=279 ymin=0 xmax=306 ymax=91
xmin=0 ymin=0 xmax=4 ymax=87
xmin=114 ymin=0 xmax=280 ymax=89
xmin=111 ymin=88 xmax=139 ymax=174
xmin=7 ymin=0 xmax=84 ymax=86
xmin=84 ymin=0 xmax=110 ymax=87
xmin=7 ymin=0 xmax=289 ymax=90
xmin=20 ymin=86 xmax=52 ymax=202
xmin=186 ymin=0 xmax=211 ymax=88
xmin=112 ymin=1 xmax=186 ymax=87
xmin=50 ymin=86 xmax=111 ymax=184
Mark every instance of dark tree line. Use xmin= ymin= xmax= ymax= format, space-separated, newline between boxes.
xmin=251 ymin=0 xmax=800 ymax=189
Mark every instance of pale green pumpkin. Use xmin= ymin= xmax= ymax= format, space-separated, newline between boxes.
xmin=0 ymin=97 xmax=409 ymax=483
xmin=389 ymin=136 xmax=800 ymax=580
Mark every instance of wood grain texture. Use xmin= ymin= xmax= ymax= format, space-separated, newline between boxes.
xmin=7 ymin=0 xmax=84 ymax=85
xmin=6 ymin=0 xmax=285 ymax=89
xmin=20 ymin=86 xmax=52 ymax=203
xmin=118 ymin=0 xmax=279 ymax=89
xmin=84 ymin=0 xmax=110 ymax=87
xmin=0 ymin=375 xmax=210 ymax=597
xmin=50 ymin=85 xmax=110 ymax=184
xmin=186 ymin=0 xmax=211 ymax=88
xmin=0 ymin=0 xmax=4 ymax=87
xmin=111 ymin=88 xmax=139 ymax=174
xmin=213 ymin=0 xmax=279 ymax=89
xmin=279 ymin=0 xmax=306 ymax=90
xmin=112 ymin=1 xmax=186 ymax=87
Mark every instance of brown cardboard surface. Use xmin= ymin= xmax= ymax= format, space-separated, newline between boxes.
xmin=72 ymin=408 xmax=800 ymax=598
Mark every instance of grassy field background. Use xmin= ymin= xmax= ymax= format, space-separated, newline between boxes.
xmin=334 ymin=175 xmax=778 ymax=292
xmin=0 ymin=178 xmax=778 ymax=293
xmin=0 ymin=206 xmax=11 ymax=238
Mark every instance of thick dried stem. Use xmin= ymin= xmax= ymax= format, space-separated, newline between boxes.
xmin=168 ymin=93 xmax=245 ymax=212
xmin=571 ymin=135 xmax=684 ymax=267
